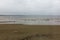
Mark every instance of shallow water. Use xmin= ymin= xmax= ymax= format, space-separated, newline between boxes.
xmin=0 ymin=15 xmax=60 ymax=25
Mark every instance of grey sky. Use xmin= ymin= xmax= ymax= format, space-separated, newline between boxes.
xmin=0 ymin=0 xmax=60 ymax=15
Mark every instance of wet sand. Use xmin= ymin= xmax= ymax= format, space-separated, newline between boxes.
xmin=0 ymin=24 xmax=60 ymax=40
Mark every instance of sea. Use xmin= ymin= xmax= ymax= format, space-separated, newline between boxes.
xmin=0 ymin=15 xmax=60 ymax=25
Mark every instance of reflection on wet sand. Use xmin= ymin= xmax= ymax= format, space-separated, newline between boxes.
xmin=0 ymin=21 xmax=16 ymax=23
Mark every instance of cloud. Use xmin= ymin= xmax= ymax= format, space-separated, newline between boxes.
xmin=0 ymin=0 xmax=60 ymax=15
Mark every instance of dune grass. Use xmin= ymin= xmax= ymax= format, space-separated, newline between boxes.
xmin=0 ymin=24 xmax=60 ymax=40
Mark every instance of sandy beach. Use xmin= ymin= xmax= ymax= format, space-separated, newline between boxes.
xmin=0 ymin=15 xmax=60 ymax=40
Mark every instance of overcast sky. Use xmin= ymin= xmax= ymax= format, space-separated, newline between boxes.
xmin=0 ymin=0 xmax=60 ymax=15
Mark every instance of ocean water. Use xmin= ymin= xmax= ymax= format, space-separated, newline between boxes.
xmin=0 ymin=15 xmax=60 ymax=25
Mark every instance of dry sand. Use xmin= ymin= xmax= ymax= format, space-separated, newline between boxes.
xmin=0 ymin=24 xmax=60 ymax=40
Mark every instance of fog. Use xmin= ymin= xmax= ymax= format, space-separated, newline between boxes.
xmin=0 ymin=0 xmax=60 ymax=15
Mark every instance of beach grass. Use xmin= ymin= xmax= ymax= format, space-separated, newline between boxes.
xmin=0 ymin=24 xmax=60 ymax=40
